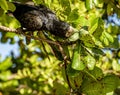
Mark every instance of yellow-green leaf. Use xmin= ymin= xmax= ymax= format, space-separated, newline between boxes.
xmin=72 ymin=43 xmax=85 ymax=70
xmin=0 ymin=0 xmax=8 ymax=11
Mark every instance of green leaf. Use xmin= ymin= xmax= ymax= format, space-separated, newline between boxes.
xmin=104 ymin=31 xmax=114 ymax=43
xmin=100 ymin=31 xmax=114 ymax=46
xmin=68 ymin=31 xmax=79 ymax=41
xmin=91 ymin=48 xmax=105 ymax=56
xmin=0 ymin=57 xmax=12 ymax=71
xmin=66 ymin=64 xmax=80 ymax=77
xmin=0 ymin=79 xmax=18 ymax=89
xmin=74 ymin=72 xmax=83 ymax=88
xmin=71 ymin=43 xmax=85 ymax=70
xmin=102 ymin=75 xmax=120 ymax=93
xmin=85 ymin=0 xmax=93 ymax=10
xmin=68 ymin=72 xmax=83 ymax=89
xmin=82 ymin=79 xmax=102 ymax=95
xmin=0 ymin=0 xmax=8 ymax=11
xmin=59 ymin=0 xmax=71 ymax=15
xmin=0 ymin=13 xmax=21 ymax=28
xmin=81 ymin=74 xmax=119 ymax=95
xmin=92 ymin=18 xmax=104 ymax=38
xmin=88 ymin=66 xmax=103 ymax=79
xmin=93 ymin=0 xmax=99 ymax=5
xmin=100 ymin=32 xmax=108 ymax=46
xmin=5 ymin=32 xmax=16 ymax=38
xmin=77 ymin=16 xmax=88 ymax=26
xmin=0 ymin=8 xmax=4 ymax=16
xmin=0 ymin=70 xmax=11 ymax=81
xmin=67 ymin=63 xmax=83 ymax=89
xmin=7 ymin=2 xmax=16 ymax=12
xmin=104 ymin=37 xmax=109 ymax=46
xmin=84 ymin=55 xmax=96 ymax=70
xmin=89 ymin=17 xmax=99 ymax=34
xmin=68 ymin=8 xmax=79 ymax=21
xmin=109 ymin=37 xmax=119 ymax=48
xmin=106 ymin=92 xmax=114 ymax=95
xmin=93 ymin=0 xmax=103 ymax=6
xmin=112 ymin=59 xmax=120 ymax=71
xmin=79 ymin=28 xmax=95 ymax=47
xmin=53 ymin=82 xmax=68 ymax=95
xmin=107 ymin=3 xmax=112 ymax=15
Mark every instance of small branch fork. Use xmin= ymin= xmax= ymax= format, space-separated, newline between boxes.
xmin=0 ymin=25 xmax=72 ymax=90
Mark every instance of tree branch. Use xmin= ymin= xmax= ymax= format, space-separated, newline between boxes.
xmin=0 ymin=25 xmax=60 ymax=45
xmin=0 ymin=25 xmax=18 ymax=33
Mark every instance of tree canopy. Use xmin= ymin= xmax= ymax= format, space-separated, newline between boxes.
xmin=0 ymin=0 xmax=120 ymax=95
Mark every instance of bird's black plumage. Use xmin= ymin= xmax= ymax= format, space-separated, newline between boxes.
xmin=12 ymin=2 xmax=70 ymax=38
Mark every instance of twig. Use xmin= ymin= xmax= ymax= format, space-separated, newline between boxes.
xmin=0 ymin=25 xmax=18 ymax=33
xmin=23 ymin=33 xmax=60 ymax=46
xmin=58 ymin=44 xmax=72 ymax=91
xmin=0 ymin=25 xmax=60 ymax=46
xmin=104 ymin=70 xmax=120 ymax=77
xmin=81 ymin=44 xmax=94 ymax=57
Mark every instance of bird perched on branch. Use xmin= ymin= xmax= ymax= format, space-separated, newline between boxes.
xmin=11 ymin=2 xmax=73 ymax=38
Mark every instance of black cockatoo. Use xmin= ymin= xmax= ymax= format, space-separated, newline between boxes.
xmin=12 ymin=2 xmax=73 ymax=38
